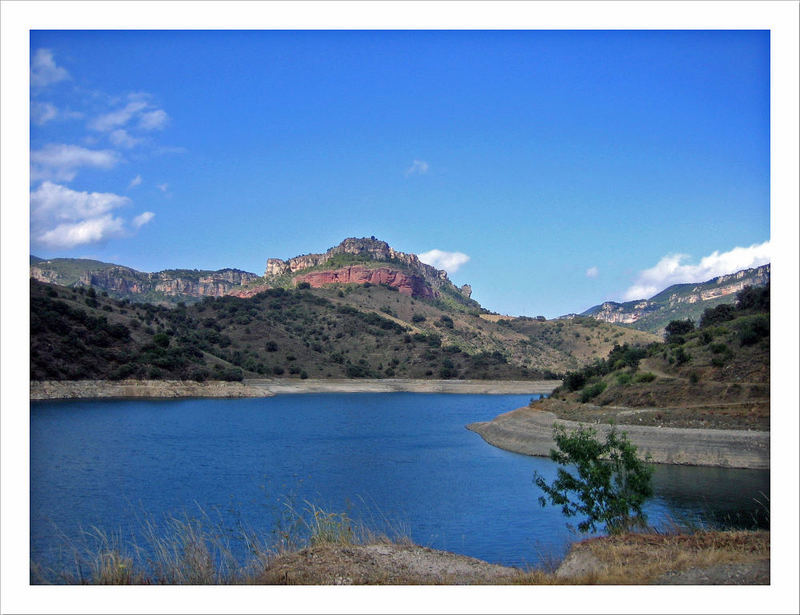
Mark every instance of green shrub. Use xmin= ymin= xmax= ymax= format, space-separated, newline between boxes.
xmin=534 ymin=424 xmax=654 ymax=534
xmin=634 ymin=372 xmax=656 ymax=383
xmin=579 ymin=381 xmax=607 ymax=403
xmin=615 ymin=372 xmax=632 ymax=386
xmin=699 ymin=304 xmax=735 ymax=328
xmin=736 ymin=314 xmax=769 ymax=346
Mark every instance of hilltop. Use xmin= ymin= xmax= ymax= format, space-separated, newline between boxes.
xmin=574 ymin=265 xmax=770 ymax=334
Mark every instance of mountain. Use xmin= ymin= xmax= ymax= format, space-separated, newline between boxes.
xmin=576 ymin=265 xmax=770 ymax=333
xmin=261 ymin=237 xmax=479 ymax=310
xmin=28 ymin=237 xmax=478 ymax=310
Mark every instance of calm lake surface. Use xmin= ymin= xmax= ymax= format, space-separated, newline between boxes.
xmin=30 ymin=394 xmax=769 ymax=570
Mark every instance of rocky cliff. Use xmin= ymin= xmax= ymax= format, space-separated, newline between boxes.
xmin=265 ymin=237 xmax=474 ymax=302
xmin=295 ymin=265 xmax=436 ymax=298
xmin=30 ymin=258 xmax=260 ymax=303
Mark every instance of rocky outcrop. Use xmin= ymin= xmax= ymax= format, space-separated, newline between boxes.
xmin=591 ymin=300 xmax=658 ymax=324
xmin=265 ymin=237 xmax=458 ymax=296
xmin=294 ymin=266 xmax=437 ymax=298
xmin=460 ymin=284 xmax=472 ymax=298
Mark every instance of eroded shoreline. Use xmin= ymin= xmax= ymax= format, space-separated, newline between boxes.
xmin=30 ymin=378 xmax=560 ymax=400
xmin=467 ymin=406 xmax=769 ymax=470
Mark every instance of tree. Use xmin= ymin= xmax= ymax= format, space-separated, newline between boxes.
xmin=534 ymin=424 xmax=654 ymax=534
xmin=664 ymin=319 xmax=694 ymax=343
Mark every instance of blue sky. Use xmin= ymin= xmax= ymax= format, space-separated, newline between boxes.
xmin=29 ymin=30 xmax=770 ymax=317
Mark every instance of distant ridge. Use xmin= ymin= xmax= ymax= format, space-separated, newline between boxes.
xmin=570 ymin=264 xmax=770 ymax=333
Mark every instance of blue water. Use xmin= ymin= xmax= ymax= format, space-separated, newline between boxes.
xmin=30 ymin=394 xmax=769 ymax=571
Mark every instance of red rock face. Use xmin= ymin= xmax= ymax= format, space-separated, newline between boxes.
xmin=294 ymin=266 xmax=438 ymax=299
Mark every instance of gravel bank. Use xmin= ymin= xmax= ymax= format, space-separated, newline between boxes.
xmin=467 ymin=406 xmax=769 ymax=469
xmin=30 ymin=378 xmax=560 ymax=400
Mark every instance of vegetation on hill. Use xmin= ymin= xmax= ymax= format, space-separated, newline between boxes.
xmin=535 ymin=285 xmax=770 ymax=430
xmin=30 ymin=277 xmax=657 ymax=382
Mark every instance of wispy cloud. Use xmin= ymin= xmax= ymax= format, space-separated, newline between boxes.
xmin=128 ymin=174 xmax=143 ymax=189
xmin=31 ymin=102 xmax=83 ymax=125
xmin=109 ymin=129 xmax=143 ymax=149
xmin=132 ymin=211 xmax=155 ymax=228
xmin=31 ymin=102 xmax=58 ymax=125
xmin=30 ymin=49 xmax=70 ymax=88
xmin=139 ymin=109 xmax=169 ymax=130
xmin=622 ymin=241 xmax=771 ymax=301
xmin=89 ymin=100 xmax=149 ymax=132
xmin=405 ymin=160 xmax=429 ymax=176
xmin=586 ymin=266 xmax=599 ymax=278
xmin=418 ymin=249 xmax=470 ymax=274
xmin=30 ymin=181 xmax=153 ymax=249
xmin=30 ymin=143 xmax=120 ymax=182
xmin=156 ymin=183 xmax=169 ymax=193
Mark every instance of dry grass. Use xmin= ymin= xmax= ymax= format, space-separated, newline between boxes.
xmin=511 ymin=529 xmax=770 ymax=585
xmin=31 ymin=500 xmax=769 ymax=585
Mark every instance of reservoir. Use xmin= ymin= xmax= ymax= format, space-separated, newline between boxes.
xmin=30 ymin=394 xmax=769 ymax=572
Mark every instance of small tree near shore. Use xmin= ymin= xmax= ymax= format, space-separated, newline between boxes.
xmin=534 ymin=424 xmax=654 ymax=534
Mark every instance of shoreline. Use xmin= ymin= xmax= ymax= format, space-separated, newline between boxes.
xmin=467 ymin=406 xmax=769 ymax=470
xmin=29 ymin=378 xmax=561 ymax=400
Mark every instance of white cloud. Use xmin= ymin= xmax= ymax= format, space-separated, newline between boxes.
xmin=109 ymin=129 xmax=143 ymax=148
xmin=156 ymin=183 xmax=169 ymax=192
xmin=30 ymin=143 xmax=120 ymax=182
xmin=128 ymin=174 xmax=143 ymax=189
xmin=31 ymin=102 xmax=58 ymax=125
xmin=30 ymin=182 xmax=153 ymax=249
xmin=139 ymin=109 xmax=169 ymax=130
xmin=405 ymin=160 xmax=429 ymax=176
xmin=37 ymin=215 xmax=126 ymax=249
xmin=418 ymin=249 xmax=470 ymax=274
xmin=132 ymin=211 xmax=155 ymax=228
xmin=622 ymin=241 xmax=771 ymax=301
xmin=30 ymin=49 xmax=69 ymax=88
xmin=89 ymin=100 xmax=149 ymax=132
xmin=30 ymin=181 xmax=131 ymax=249
xmin=586 ymin=266 xmax=599 ymax=278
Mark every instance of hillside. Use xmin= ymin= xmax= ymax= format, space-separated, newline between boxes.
xmin=29 ymin=276 xmax=658 ymax=382
xmin=577 ymin=265 xmax=770 ymax=333
xmin=535 ymin=284 xmax=770 ymax=431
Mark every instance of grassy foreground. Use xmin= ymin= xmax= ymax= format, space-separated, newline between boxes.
xmin=30 ymin=503 xmax=769 ymax=585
